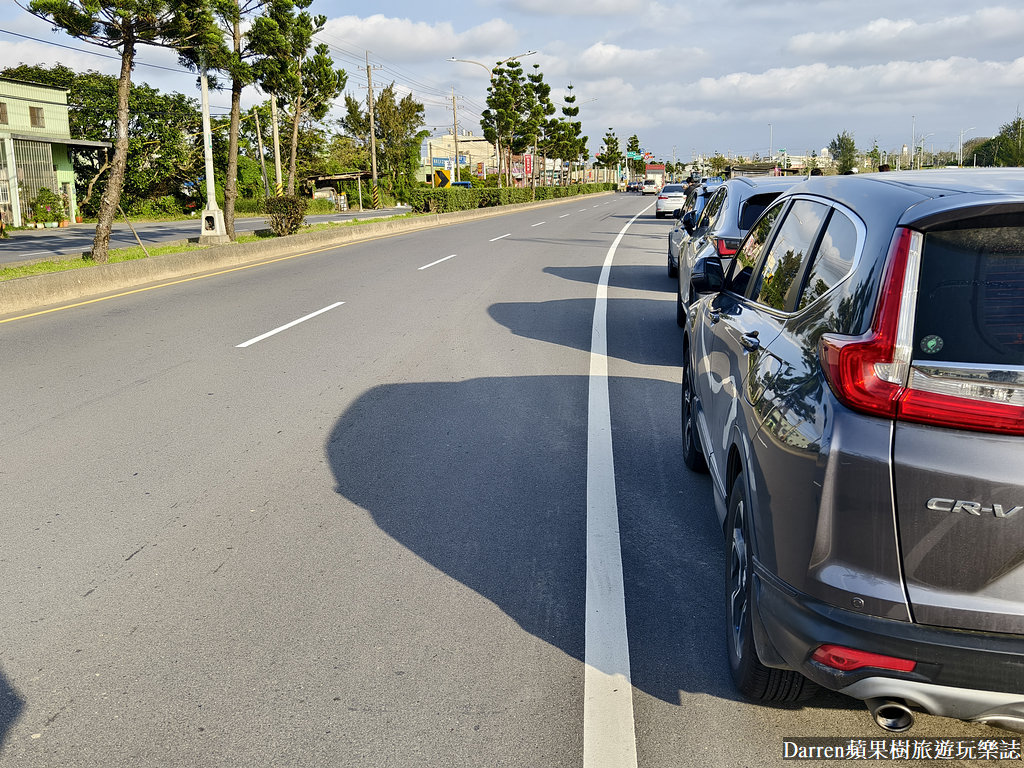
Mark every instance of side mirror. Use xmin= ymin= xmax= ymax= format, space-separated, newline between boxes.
xmin=691 ymin=255 xmax=725 ymax=295
xmin=682 ymin=210 xmax=697 ymax=234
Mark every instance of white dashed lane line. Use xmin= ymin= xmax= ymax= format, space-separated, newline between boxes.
xmin=419 ymin=254 xmax=456 ymax=270
xmin=531 ymin=221 xmax=546 ymax=227
xmin=489 ymin=233 xmax=512 ymax=242
xmin=236 ymin=302 xmax=345 ymax=348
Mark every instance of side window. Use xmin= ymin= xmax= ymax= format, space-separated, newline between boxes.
xmin=798 ymin=210 xmax=858 ymax=310
xmin=698 ymin=188 xmax=726 ymax=230
xmin=0 ymin=102 xmax=8 ymax=125
xmin=725 ymin=199 xmax=787 ymax=295
xmin=29 ymin=106 xmax=45 ymax=128
xmin=749 ymin=200 xmax=829 ymax=311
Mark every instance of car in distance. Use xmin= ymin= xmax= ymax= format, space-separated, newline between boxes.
xmin=681 ymin=169 xmax=1024 ymax=734
xmin=655 ymin=183 xmax=688 ymax=218
xmin=673 ymin=175 xmax=801 ymax=324
xmin=642 ymin=179 xmax=659 ymax=195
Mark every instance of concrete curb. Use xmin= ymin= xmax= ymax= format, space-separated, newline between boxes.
xmin=1 ymin=192 xmax=614 ymax=316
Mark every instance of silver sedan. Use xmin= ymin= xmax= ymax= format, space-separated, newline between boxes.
xmin=654 ymin=184 xmax=688 ymax=218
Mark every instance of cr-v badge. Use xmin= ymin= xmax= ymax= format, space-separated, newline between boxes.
xmin=927 ymin=498 xmax=1023 ymax=518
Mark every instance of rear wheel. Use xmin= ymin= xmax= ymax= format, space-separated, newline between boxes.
xmin=726 ymin=474 xmax=817 ymax=702
xmin=681 ymin=355 xmax=708 ymax=473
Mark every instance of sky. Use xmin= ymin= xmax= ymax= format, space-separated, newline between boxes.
xmin=2 ymin=0 xmax=1024 ymax=164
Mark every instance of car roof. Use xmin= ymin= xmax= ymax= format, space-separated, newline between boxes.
xmin=725 ymin=175 xmax=804 ymax=192
xmin=781 ymin=169 xmax=1024 ymax=227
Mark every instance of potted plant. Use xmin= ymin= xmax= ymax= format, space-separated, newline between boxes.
xmin=32 ymin=187 xmax=65 ymax=229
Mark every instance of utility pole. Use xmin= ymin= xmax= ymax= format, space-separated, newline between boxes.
xmin=252 ymin=106 xmax=271 ymax=197
xmin=198 ymin=63 xmax=229 ymax=244
xmin=911 ymin=115 xmax=915 ymax=172
xmin=452 ymin=87 xmax=460 ymax=182
xmin=269 ymin=97 xmax=283 ymax=195
xmin=366 ymin=51 xmax=380 ymax=207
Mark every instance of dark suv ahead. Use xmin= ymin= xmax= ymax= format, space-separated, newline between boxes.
xmin=673 ymin=176 xmax=801 ymax=324
xmin=681 ymin=170 xmax=1024 ymax=733
xmin=667 ymin=179 xmax=722 ymax=277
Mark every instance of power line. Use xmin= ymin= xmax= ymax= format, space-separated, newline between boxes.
xmin=0 ymin=27 xmax=188 ymax=74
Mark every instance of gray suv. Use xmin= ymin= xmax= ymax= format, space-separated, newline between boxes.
xmin=681 ymin=170 xmax=1024 ymax=733
xmin=673 ymin=176 xmax=801 ymax=324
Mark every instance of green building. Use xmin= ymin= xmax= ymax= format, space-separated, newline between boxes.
xmin=0 ymin=77 xmax=109 ymax=227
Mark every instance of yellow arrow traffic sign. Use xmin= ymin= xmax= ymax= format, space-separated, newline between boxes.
xmin=435 ymin=168 xmax=451 ymax=188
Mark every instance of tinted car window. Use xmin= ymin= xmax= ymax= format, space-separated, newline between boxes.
xmin=749 ymin=200 xmax=829 ymax=312
xmin=798 ymin=210 xmax=858 ymax=310
xmin=914 ymin=223 xmax=1024 ymax=366
xmin=698 ymin=188 xmax=726 ymax=230
xmin=725 ymin=200 xmax=787 ymax=295
xmin=662 ymin=184 xmax=685 ymax=194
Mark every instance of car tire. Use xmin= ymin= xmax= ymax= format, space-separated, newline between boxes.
xmin=726 ymin=473 xmax=817 ymax=703
xmin=668 ymin=246 xmax=678 ymax=278
xmin=656 ymin=211 xmax=664 ymax=219
xmin=681 ymin=355 xmax=708 ymax=473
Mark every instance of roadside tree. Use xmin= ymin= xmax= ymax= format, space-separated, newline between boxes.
xmin=829 ymin=130 xmax=858 ymax=174
xmin=481 ymin=59 xmax=538 ymax=186
xmin=557 ymin=83 xmax=587 ymax=184
xmin=19 ymin=0 xmax=213 ymax=261
xmin=249 ymin=0 xmax=345 ymax=195
xmin=707 ymin=153 xmax=729 ymax=177
xmin=340 ymin=83 xmax=426 ymax=198
xmin=598 ymin=130 xmax=622 ymax=169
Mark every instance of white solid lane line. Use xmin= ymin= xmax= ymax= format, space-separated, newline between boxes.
xmin=419 ymin=254 xmax=456 ymax=270
xmin=489 ymin=233 xmax=511 ymax=242
xmin=583 ymin=204 xmax=651 ymax=768
xmin=236 ymin=302 xmax=345 ymax=348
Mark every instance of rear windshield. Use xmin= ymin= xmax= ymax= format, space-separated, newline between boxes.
xmin=915 ymin=223 xmax=1024 ymax=366
xmin=662 ymin=185 xmax=685 ymax=193
xmin=738 ymin=193 xmax=781 ymax=230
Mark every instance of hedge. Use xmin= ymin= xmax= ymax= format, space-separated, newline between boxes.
xmin=405 ymin=183 xmax=615 ymax=214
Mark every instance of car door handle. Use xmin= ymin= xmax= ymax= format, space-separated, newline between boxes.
xmin=740 ymin=331 xmax=760 ymax=351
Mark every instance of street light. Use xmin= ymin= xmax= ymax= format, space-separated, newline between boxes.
xmin=917 ymin=132 xmax=934 ymax=169
xmin=959 ymin=126 xmax=976 ymax=167
xmin=448 ymin=51 xmax=537 ymax=187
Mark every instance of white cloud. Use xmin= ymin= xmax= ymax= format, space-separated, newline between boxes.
xmin=498 ymin=0 xmax=654 ymax=16
xmin=787 ymin=7 xmax=1024 ymax=60
xmin=320 ymin=14 xmax=519 ymax=63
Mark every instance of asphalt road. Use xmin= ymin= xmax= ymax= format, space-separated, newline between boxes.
xmin=0 ymin=207 xmax=410 ymax=265
xmin=0 ymin=195 xmax=1001 ymax=766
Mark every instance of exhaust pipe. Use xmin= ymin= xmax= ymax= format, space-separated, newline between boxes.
xmin=866 ymin=698 xmax=915 ymax=732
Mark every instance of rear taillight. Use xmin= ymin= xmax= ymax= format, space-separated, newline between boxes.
xmin=819 ymin=227 xmax=1024 ymax=435
xmin=658 ymin=195 xmax=667 ymax=200
xmin=811 ymin=644 xmax=916 ymax=673
xmin=899 ymin=378 xmax=1024 ymax=435
xmin=715 ymin=237 xmax=739 ymax=256
xmin=819 ymin=227 xmax=917 ymax=420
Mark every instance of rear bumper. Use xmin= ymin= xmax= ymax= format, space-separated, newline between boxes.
xmin=753 ymin=567 xmax=1024 ymax=728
